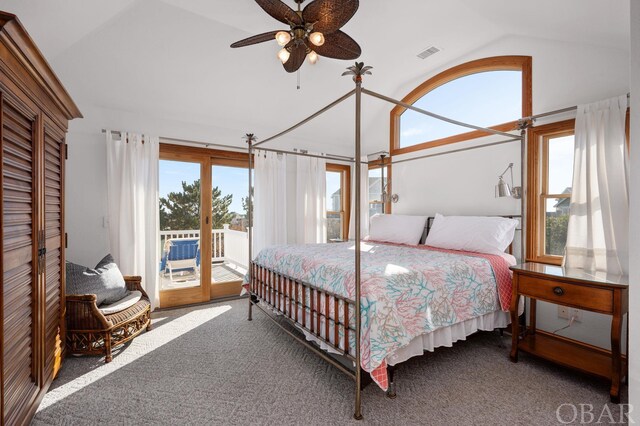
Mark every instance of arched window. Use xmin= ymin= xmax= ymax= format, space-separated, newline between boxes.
xmin=390 ymin=56 xmax=532 ymax=155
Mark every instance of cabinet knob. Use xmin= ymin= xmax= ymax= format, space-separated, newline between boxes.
xmin=553 ymin=286 xmax=565 ymax=296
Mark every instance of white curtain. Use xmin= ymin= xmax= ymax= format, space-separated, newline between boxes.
xmin=348 ymin=156 xmax=369 ymax=240
xmin=253 ymin=150 xmax=288 ymax=255
xmin=563 ymin=95 xmax=629 ymax=275
xmin=296 ymin=155 xmax=327 ymax=244
xmin=106 ymin=131 xmax=160 ymax=309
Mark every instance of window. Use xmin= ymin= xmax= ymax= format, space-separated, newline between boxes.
xmin=527 ymin=120 xmax=575 ymax=264
xmin=367 ymin=155 xmax=392 ymax=216
xmin=390 ymin=56 xmax=532 ymax=155
xmin=368 ymin=167 xmax=387 ymax=217
xmin=326 ymin=164 xmax=350 ymax=241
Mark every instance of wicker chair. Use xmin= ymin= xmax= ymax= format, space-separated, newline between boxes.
xmin=66 ymin=276 xmax=152 ymax=363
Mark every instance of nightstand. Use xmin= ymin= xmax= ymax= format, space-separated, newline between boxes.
xmin=509 ymin=262 xmax=628 ymax=403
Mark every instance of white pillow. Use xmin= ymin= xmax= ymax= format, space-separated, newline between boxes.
xmin=424 ymin=214 xmax=518 ymax=255
xmin=368 ymin=214 xmax=427 ymax=245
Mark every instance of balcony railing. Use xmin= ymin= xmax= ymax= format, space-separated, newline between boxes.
xmin=159 ymin=225 xmax=248 ymax=268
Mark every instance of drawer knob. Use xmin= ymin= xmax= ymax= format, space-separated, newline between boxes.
xmin=553 ymin=286 xmax=565 ymax=296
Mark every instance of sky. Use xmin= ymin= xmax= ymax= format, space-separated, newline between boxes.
xmin=159 ymin=161 xmax=249 ymax=214
xmin=400 ymin=70 xmax=522 ymax=147
xmin=326 ymin=171 xmax=341 ymax=211
xmin=547 ymin=134 xmax=575 ymax=195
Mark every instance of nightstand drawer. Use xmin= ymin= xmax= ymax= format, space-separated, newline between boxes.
xmin=518 ymin=275 xmax=613 ymax=313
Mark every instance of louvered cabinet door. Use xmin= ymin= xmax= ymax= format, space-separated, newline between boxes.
xmin=42 ymin=120 xmax=64 ymax=381
xmin=1 ymin=95 xmax=40 ymax=425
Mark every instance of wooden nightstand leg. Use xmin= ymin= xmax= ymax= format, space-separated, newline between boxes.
xmin=510 ymin=279 xmax=520 ymax=363
xmin=625 ymin=314 xmax=629 ymax=383
xmin=610 ymin=291 xmax=623 ymax=403
xmin=529 ymin=299 xmax=537 ymax=335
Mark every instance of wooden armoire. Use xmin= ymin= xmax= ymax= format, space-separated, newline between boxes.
xmin=0 ymin=11 xmax=82 ymax=425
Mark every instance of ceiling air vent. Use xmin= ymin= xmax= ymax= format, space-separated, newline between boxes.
xmin=417 ymin=46 xmax=440 ymax=60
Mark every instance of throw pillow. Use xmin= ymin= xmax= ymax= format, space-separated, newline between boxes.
xmin=66 ymin=254 xmax=129 ymax=305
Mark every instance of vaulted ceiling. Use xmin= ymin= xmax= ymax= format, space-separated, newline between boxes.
xmin=0 ymin=0 xmax=631 ymax=155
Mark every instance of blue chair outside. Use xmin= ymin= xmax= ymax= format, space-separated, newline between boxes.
xmin=160 ymin=238 xmax=201 ymax=281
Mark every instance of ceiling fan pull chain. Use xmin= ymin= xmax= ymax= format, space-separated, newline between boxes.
xmin=297 ymin=69 xmax=301 ymax=90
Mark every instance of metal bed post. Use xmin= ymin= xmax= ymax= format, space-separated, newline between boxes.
xmin=246 ymin=133 xmax=255 ymax=321
xmin=354 ymin=74 xmax=363 ymax=422
xmin=344 ymin=62 xmax=371 ymax=421
xmin=516 ymin=119 xmax=531 ymax=263
xmin=515 ymin=120 xmax=530 ymax=332
xmin=520 ymin=126 xmax=527 ymax=263
xmin=380 ymin=153 xmax=385 ymax=212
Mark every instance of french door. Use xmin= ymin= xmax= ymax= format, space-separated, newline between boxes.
xmin=158 ymin=144 xmax=249 ymax=308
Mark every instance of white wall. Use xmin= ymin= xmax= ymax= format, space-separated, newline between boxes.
xmin=391 ymin=34 xmax=629 ymax=349
xmin=629 ymin=0 xmax=639 ymax=417
xmin=65 ymin=129 xmax=109 ymax=266
xmin=393 ymin=137 xmax=522 ymax=217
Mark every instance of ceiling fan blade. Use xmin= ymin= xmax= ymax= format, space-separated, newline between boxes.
xmin=283 ymin=42 xmax=307 ymax=73
xmin=311 ymin=30 xmax=361 ymax=59
xmin=303 ymin=0 xmax=359 ymax=34
xmin=230 ymin=31 xmax=280 ymax=48
xmin=255 ymin=0 xmax=303 ymax=26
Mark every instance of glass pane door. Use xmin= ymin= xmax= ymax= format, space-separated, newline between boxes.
xmin=326 ymin=170 xmax=343 ymax=241
xmin=158 ymin=159 xmax=204 ymax=305
xmin=210 ymin=164 xmax=249 ymax=299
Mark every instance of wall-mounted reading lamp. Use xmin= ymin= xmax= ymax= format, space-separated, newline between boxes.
xmin=495 ymin=163 xmax=522 ymax=199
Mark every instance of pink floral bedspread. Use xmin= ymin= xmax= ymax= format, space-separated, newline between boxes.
xmin=243 ymin=241 xmax=513 ymax=390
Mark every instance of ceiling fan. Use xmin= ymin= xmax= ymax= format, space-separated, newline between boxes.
xmin=230 ymin=0 xmax=361 ymax=73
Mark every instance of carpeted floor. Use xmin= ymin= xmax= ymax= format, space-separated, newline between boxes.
xmin=34 ymin=298 xmax=627 ymax=425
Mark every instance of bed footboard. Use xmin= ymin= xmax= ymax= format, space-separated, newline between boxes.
xmin=248 ymin=261 xmax=357 ymax=364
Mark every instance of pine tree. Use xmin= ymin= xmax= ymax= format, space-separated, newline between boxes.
xmin=211 ymin=186 xmax=234 ymax=229
xmin=159 ymin=179 xmax=233 ymax=230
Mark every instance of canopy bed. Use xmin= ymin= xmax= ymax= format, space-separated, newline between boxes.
xmin=243 ymin=62 xmax=528 ymax=420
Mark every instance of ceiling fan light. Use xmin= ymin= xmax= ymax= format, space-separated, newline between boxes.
xmin=277 ymin=48 xmax=290 ymax=64
xmin=308 ymin=50 xmax=319 ymax=64
xmin=309 ymin=32 xmax=325 ymax=47
xmin=275 ymin=31 xmax=291 ymax=47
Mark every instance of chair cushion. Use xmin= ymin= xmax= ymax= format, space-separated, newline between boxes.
xmin=104 ymin=297 xmax=151 ymax=326
xmin=99 ymin=291 xmax=142 ymax=315
xmin=66 ymin=254 xmax=128 ymax=305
